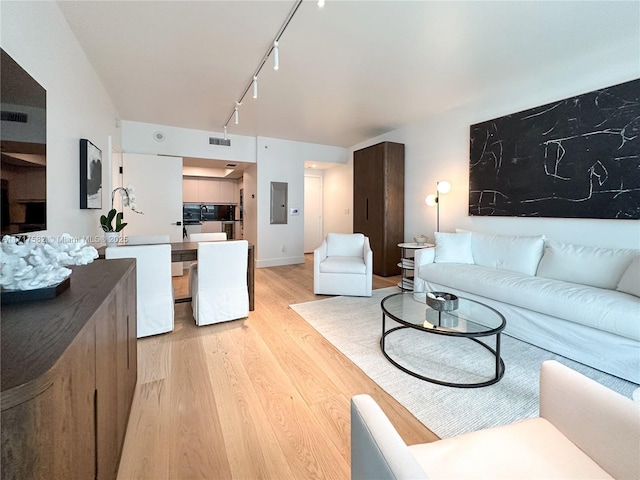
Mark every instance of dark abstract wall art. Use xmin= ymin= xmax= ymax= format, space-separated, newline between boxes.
xmin=469 ymin=79 xmax=640 ymax=219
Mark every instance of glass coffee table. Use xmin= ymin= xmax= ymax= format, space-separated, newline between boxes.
xmin=380 ymin=292 xmax=506 ymax=388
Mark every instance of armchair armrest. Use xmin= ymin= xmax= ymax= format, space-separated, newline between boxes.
xmin=363 ymin=236 xmax=373 ymax=274
xmin=413 ymin=248 xmax=435 ymax=293
xmin=351 ymin=395 xmax=428 ymax=480
xmin=539 ymin=360 xmax=640 ymax=479
xmin=314 ymin=239 xmax=328 ymax=292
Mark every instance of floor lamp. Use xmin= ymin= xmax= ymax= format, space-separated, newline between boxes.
xmin=425 ymin=180 xmax=451 ymax=232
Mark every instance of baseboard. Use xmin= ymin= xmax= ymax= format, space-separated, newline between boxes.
xmin=256 ymin=256 xmax=305 ymax=268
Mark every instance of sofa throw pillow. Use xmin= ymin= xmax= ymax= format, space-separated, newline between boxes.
xmin=434 ymin=232 xmax=474 ymax=264
xmin=469 ymin=232 xmax=545 ymax=276
xmin=536 ymin=240 xmax=638 ymax=289
xmin=326 ymin=233 xmax=365 ymax=257
xmin=617 ymin=256 xmax=640 ymax=297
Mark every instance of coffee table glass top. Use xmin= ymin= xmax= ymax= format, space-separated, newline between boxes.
xmin=381 ymin=292 xmax=505 ymax=336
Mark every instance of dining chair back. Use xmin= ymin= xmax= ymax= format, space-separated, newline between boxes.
xmin=191 ymin=240 xmax=248 ymax=326
xmin=189 ymin=232 xmax=227 ymax=242
xmin=106 ymin=244 xmax=174 ymax=337
xmin=125 ymin=234 xmax=170 ymax=245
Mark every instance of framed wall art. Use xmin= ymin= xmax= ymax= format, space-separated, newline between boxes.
xmin=469 ymin=78 xmax=640 ymax=219
xmin=79 ymin=138 xmax=102 ymax=209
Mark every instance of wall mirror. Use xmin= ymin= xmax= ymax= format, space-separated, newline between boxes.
xmin=270 ymin=181 xmax=288 ymax=224
xmin=1 ymin=49 xmax=47 ymax=236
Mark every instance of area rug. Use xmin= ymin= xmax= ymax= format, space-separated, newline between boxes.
xmin=290 ymin=287 xmax=638 ymax=439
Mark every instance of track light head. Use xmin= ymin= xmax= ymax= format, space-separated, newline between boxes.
xmin=253 ymin=76 xmax=258 ymax=99
xmin=273 ymin=40 xmax=279 ymax=70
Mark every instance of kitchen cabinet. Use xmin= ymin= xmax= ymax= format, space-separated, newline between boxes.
xmin=182 ymin=177 xmax=238 ymax=204
xmin=219 ymin=180 xmax=236 ymax=203
xmin=1 ymin=259 xmax=137 ymax=480
xmin=198 ymin=178 xmax=221 ymax=202
xmin=182 ymin=177 xmax=199 ymax=203
xmin=353 ymin=141 xmax=404 ymax=277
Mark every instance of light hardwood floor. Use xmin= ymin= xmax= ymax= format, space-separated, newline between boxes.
xmin=117 ymin=254 xmax=438 ymax=479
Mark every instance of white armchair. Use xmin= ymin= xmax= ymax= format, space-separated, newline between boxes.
xmin=351 ymin=360 xmax=640 ymax=480
xmin=314 ymin=233 xmax=373 ymax=297
xmin=105 ymin=244 xmax=174 ymax=338
xmin=190 ymin=240 xmax=249 ymax=326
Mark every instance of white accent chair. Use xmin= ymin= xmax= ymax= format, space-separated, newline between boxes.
xmin=105 ymin=244 xmax=174 ymax=338
xmin=314 ymin=233 xmax=372 ymax=297
xmin=351 ymin=360 xmax=640 ymax=480
xmin=125 ymin=234 xmax=170 ymax=245
xmin=189 ymin=232 xmax=227 ymax=242
xmin=190 ymin=240 xmax=249 ymax=326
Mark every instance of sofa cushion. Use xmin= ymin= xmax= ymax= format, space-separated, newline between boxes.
xmin=410 ymin=418 xmax=613 ymax=479
xmin=469 ymin=232 xmax=545 ymax=276
xmin=537 ymin=241 xmax=637 ymax=289
xmin=319 ymin=256 xmax=366 ymax=274
xmin=434 ymin=232 xmax=474 ymax=264
xmin=326 ymin=233 xmax=364 ymax=257
xmin=617 ymin=255 xmax=640 ymax=297
xmin=418 ymin=263 xmax=640 ymax=341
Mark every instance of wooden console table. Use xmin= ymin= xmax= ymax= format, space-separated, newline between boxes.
xmin=1 ymin=259 xmax=137 ymax=480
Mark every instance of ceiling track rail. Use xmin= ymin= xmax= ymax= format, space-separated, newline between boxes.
xmin=222 ymin=0 xmax=304 ymax=131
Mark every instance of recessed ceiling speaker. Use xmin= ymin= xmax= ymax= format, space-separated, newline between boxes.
xmin=153 ymin=131 xmax=166 ymax=142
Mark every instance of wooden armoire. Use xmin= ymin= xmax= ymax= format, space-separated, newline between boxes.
xmin=353 ymin=141 xmax=404 ymax=277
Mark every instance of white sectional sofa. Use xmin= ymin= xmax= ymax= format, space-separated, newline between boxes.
xmin=414 ymin=231 xmax=640 ymax=384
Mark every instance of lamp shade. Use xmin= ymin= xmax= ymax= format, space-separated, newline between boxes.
xmin=425 ymin=194 xmax=437 ymax=207
xmin=437 ymin=181 xmax=451 ymax=194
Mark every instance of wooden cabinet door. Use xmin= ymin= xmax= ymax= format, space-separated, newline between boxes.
xmin=219 ymin=180 xmax=235 ymax=203
xmin=183 ymin=177 xmax=199 ymax=202
xmin=198 ymin=178 xmax=221 ymax=203
xmin=95 ymin=296 xmax=119 ymax=480
xmin=1 ymin=322 xmax=97 ymax=480
xmin=115 ymin=266 xmax=137 ymax=451
xmin=353 ymin=142 xmax=404 ymax=276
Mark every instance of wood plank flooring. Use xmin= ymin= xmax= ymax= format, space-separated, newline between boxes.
xmin=117 ymin=254 xmax=438 ymax=479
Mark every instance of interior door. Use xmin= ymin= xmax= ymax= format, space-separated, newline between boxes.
xmin=121 ymin=153 xmax=183 ymax=275
xmin=304 ymin=175 xmax=323 ymax=253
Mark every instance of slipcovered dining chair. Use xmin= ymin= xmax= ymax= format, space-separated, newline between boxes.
xmin=125 ymin=234 xmax=170 ymax=245
xmin=189 ymin=232 xmax=227 ymax=242
xmin=105 ymin=244 xmax=174 ymax=338
xmin=187 ymin=232 xmax=227 ymax=291
xmin=190 ymin=240 xmax=249 ymax=326
xmin=314 ymin=233 xmax=373 ymax=297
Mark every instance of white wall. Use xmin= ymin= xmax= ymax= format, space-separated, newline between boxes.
xmin=333 ymin=39 xmax=640 ymax=250
xmin=1 ymin=1 xmax=121 ymax=240
xmin=322 ymin=162 xmax=353 ymax=234
xmin=122 ymin=120 xmax=257 ymax=165
xmin=256 ymin=137 xmax=347 ymax=267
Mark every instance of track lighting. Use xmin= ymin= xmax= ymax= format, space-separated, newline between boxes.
xmin=273 ymin=41 xmax=279 ymax=71
xmin=224 ymin=125 xmax=227 ymax=140
xmin=221 ymin=0 xmax=303 ymax=133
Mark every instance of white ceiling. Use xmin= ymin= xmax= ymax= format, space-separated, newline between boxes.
xmin=57 ymin=1 xmax=639 ymax=149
